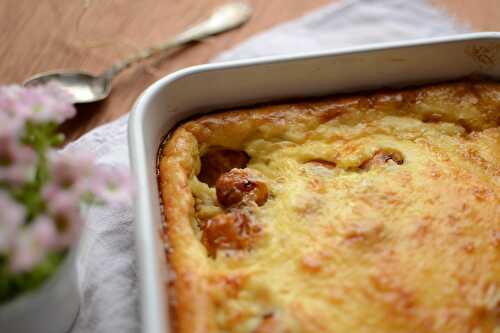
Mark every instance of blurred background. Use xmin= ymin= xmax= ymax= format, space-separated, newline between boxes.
xmin=1 ymin=0 xmax=499 ymax=140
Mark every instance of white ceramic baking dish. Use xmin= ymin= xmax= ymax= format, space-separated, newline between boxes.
xmin=128 ymin=32 xmax=500 ymax=333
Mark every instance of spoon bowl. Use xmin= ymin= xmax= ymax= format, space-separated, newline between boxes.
xmin=24 ymin=71 xmax=111 ymax=103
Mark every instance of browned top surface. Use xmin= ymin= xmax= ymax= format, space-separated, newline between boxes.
xmin=158 ymin=79 xmax=500 ymax=333
xmin=1 ymin=0 xmax=500 ymax=141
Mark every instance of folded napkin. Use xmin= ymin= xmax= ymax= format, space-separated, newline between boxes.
xmin=69 ymin=0 xmax=470 ymax=331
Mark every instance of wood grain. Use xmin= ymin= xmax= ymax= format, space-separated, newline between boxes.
xmin=1 ymin=0 xmax=499 ymax=140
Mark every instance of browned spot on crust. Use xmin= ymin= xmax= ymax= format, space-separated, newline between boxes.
xmin=369 ymin=273 xmax=416 ymax=316
xmin=422 ymin=113 xmax=444 ymax=123
xmin=293 ymin=196 xmax=322 ymax=216
xmin=463 ymin=242 xmax=476 ymax=254
xmin=491 ymin=230 xmax=500 ymax=248
xmin=318 ymin=109 xmax=343 ymax=123
xmin=328 ymin=288 xmax=344 ymax=305
xmin=412 ymin=219 xmax=432 ymax=246
xmin=307 ymin=178 xmax=326 ymax=193
xmin=300 ymin=254 xmax=323 ymax=273
xmin=344 ymin=222 xmax=385 ymax=243
xmin=201 ymin=210 xmax=261 ymax=258
xmin=471 ymin=186 xmax=494 ymax=202
xmin=307 ymin=159 xmax=337 ymax=169
xmin=454 ymin=278 xmax=500 ymax=331
xmin=198 ymin=149 xmax=249 ymax=186
xmin=360 ymin=149 xmax=404 ymax=171
xmin=215 ymin=168 xmax=269 ymax=207
xmin=252 ymin=313 xmax=286 ymax=333
xmin=216 ymin=274 xmax=248 ymax=298
xmin=373 ymin=91 xmax=405 ymax=110
xmin=427 ymin=162 xmax=443 ymax=179
xmin=291 ymin=302 xmax=330 ymax=332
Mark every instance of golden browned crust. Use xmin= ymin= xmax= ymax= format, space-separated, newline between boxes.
xmin=159 ymin=129 xmax=215 ymax=333
xmin=159 ymin=80 xmax=500 ymax=333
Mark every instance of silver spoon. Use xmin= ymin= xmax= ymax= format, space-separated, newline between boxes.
xmin=24 ymin=1 xmax=253 ymax=104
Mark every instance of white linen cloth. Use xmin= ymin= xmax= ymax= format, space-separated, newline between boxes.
xmin=69 ymin=0 xmax=470 ymax=331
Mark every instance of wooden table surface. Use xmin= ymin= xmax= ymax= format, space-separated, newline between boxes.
xmin=1 ymin=0 xmax=500 ymax=140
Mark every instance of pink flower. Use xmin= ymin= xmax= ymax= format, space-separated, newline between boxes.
xmin=0 ymin=109 xmax=24 ymax=140
xmin=43 ymin=184 xmax=80 ymax=213
xmin=43 ymin=152 xmax=93 ymax=247
xmin=0 ymin=85 xmax=24 ymax=115
xmin=0 ymin=83 xmax=125 ymax=276
xmin=47 ymin=151 xmax=95 ymax=192
xmin=10 ymin=215 xmax=57 ymax=272
xmin=31 ymin=215 xmax=57 ymax=249
xmin=0 ymin=83 xmax=75 ymax=125
xmin=43 ymin=183 xmax=83 ymax=247
xmin=53 ymin=210 xmax=83 ymax=248
xmin=0 ymin=191 xmax=24 ymax=253
xmin=46 ymin=151 xmax=132 ymax=205
xmin=91 ymin=165 xmax=133 ymax=206
xmin=0 ymin=136 xmax=37 ymax=184
xmin=0 ymin=86 xmax=28 ymax=140
xmin=0 ymin=82 xmax=133 ymax=275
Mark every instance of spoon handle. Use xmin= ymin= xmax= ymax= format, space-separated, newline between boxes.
xmin=100 ymin=1 xmax=252 ymax=80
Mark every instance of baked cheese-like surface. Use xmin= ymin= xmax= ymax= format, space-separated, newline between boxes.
xmin=158 ymin=81 xmax=500 ymax=333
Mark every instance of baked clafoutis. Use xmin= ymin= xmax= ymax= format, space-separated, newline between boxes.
xmin=158 ymin=80 xmax=500 ymax=333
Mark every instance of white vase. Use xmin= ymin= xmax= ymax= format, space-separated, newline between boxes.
xmin=0 ymin=249 xmax=80 ymax=333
